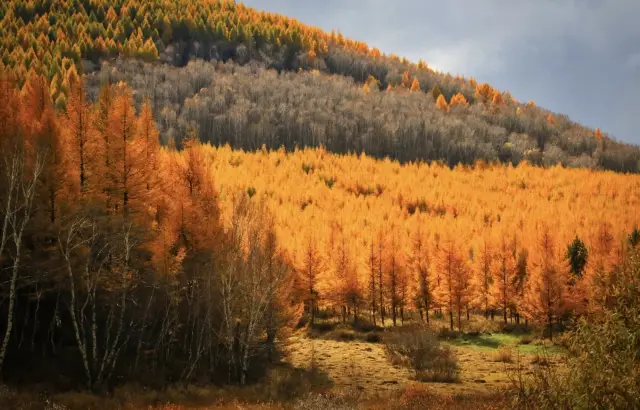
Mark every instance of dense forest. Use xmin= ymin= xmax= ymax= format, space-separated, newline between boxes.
xmin=0 ymin=0 xmax=640 ymax=406
xmin=1 ymin=0 xmax=639 ymax=172
xmin=0 ymin=72 xmax=638 ymax=392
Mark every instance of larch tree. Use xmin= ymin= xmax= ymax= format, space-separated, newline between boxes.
xmin=62 ymin=79 xmax=96 ymax=195
xmin=473 ymin=235 xmax=494 ymax=318
xmin=492 ymin=234 xmax=517 ymax=323
xmin=436 ymin=94 xmax=448 ymax=112
xmin=524 ymin=226 xmax=570 ymax=340
xmin=437 ymin=237 xmax=461 ymax=330
xmin=409 ymin=77 xmax=420 ymax=92
xmin=410 ymin=225 xmax=432 ymax=325
xmin=366 ymin=232 xmax=378 ymax=326
xmin=387 ymin=226 xmax=403 ymax=327
xmin=377 ymin=227 xmax=386 ymax=326
xmin=300 ymin=230 xmax=323 ymax=324
xmin=452 ymin=249 xmax=473 ymax=329
xmin=106 ymin=83 xmax=138 ymax=216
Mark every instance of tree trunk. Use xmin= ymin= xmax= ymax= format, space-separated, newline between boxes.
xmin=449 ymin=311 xmax=454 ymax=331
xmin=503 ymin=303 xmax=507 ymax=323
xmin=310 ymin=298 xmax=315 ymax=325
xmin=0 ymin=256 xmax=20 ymax=372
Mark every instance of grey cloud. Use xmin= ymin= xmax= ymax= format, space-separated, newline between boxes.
xmin=241 ymin=0 xmax=640 ymax=144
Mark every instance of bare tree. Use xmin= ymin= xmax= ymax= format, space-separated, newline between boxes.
xmin=58 ymin=216 xmax=136 ymax=390
xmin=0 ymin=143 xmax=46 ymax=372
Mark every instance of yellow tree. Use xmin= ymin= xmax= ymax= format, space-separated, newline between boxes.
xmin=436 ymin=237 xmax=463 ymax=330
xmin=106 ymin=83 xmax=138 ymax=215
xmin=410 ymin=223 xmax=432 ymax=324
xmin=436 ymin=94 xmax=448 ymax=112
xmin=473 ymin=235 xmax=494 ymax=318
xmin=409 ymin=77 xmax=421 ymax=92
xmin=366 ymin=231 xmax=379 ymax=326
xmin=524 ymin=225 xmax=570 ymax=340
xmin=449 ymin=93 xmax=468 ymax=108
xmin=491 ymin=91 xmax=504 ymax=106
xmin=492 ymin=233 xmax=517 ymax=323
xmin=300 ymin=229 xmax=323 ymax=324
xmin=61 ymin=79 xmax=97 ymax=195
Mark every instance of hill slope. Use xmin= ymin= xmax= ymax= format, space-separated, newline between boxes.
xmin=2 ymin=0 xmax=639 ymax=171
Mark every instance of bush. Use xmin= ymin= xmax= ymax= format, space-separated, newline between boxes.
xmin=384 ymin=327 xmax=459 ymax=383
xmin=530 ymin=354 xmax=550 ymax=367
xmin=513 ymin=250 xmax=640 ymax=409
xmin=500 ymin=322 xmax=531 ymax=334
xmin=518 ymin=335 xmax=533 ymax=345
xmin=352 ymin=318 xmax=381 ymax=333
xmin=494 ymin=346 xmax=514 ymax=363
xmin=437 ymin=326 xmax=461 ymax=340
xmin=365 ymin=332 xmax=382 ymax=343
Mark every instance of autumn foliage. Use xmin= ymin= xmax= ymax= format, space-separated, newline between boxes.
xmin=0 ymin=74 xmax=298 ymax=388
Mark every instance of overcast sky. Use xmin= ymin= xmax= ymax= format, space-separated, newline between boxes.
xmin=241 ymin=0 xmax=640 ymax=145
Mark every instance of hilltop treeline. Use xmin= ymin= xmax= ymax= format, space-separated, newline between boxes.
xmin=1 ymin=0 xmax=639 ymax=172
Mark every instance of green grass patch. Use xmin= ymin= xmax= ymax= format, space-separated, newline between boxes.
xmin=444 ymin=333 xmax=563 ymax=355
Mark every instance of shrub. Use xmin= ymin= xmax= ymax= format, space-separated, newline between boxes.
xmin=530 ymin=354 xmax=549 ymax=367
xmin=500 ymin=322 xmax=531 ymax=334
xmin=437 ymin=327 xmax=461 ymax=340
xmin=494 ymin=346 xmax=514 ymax=363
xmin=519 ymin=335 xmax=533 ymax=345
xmin=352 ymin=318 xmax=381 ymax=333
xmin=384 ymin=327 xmax=459 ymax=383
xmin=365 ymin=332 xmax=382 ymax=343
xmin=513 ymin=250 xmax=640 ymax=409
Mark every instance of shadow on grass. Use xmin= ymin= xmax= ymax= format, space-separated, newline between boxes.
xmin=446 ymin=335 xmax=502 ymax=349
xmin=0 ymin=363 xmax=335 ymax=410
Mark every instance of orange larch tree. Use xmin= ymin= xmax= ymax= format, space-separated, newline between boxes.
xmin=436 ymin=94 xmax=448 ymax=112
xmin=524 ymin=225 xmax=570 ymax=340
xmin=492 ymin=234 xmax=517 ymax=323
xmin=410 ymin=224 xmax=432 ymax=324
xmin=62 ymin=79 xmax=97 ymax=195
xmin=473 ymin=235 xmax=494 ymax=318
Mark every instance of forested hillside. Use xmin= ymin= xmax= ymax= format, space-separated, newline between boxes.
xmin=2 ymin=0 xmax=640 ymax=407
xmin=2 ymin=0 xmax=639 ymax=171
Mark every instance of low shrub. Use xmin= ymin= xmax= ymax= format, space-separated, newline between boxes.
xmin=352 ymin=318 xmax=381 ymax=333
xmin=501 ymin=322 xmax=531 ymax=334
xmin=437 ymin=327 xmax=461 ymax=340
xmin=530 ymin=354 xmax=550 ymax=367
xmin=519 ymin=335 xmax=533 ymax=345
xmin=364 ymin=332 xmax=382 ymax=343
xmin=384 ymin=327 xmax=459 ymax=383
xmin=494 ymin=346 xmax=514 ymax=363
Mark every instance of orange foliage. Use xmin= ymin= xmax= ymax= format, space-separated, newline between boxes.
xmin=595 ymin=128 xmax=603 ymax=141
xmin=436 ymin=94 xmax=449 ymax=112
xmin=449 ymin=93 xmax=468 ymax=107
xmin=547 ymin=113 xmax=556 ymax=126
xmin=410 ymin=78 xmax=421 ymax=92
xmin=199 ymin=146 xmax=639 ymax=327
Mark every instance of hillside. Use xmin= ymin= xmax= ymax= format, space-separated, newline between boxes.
xmin=1 ymin=1 xmax=640 ymax=408
xmin=2 ymin=0 xmax=640 ymax=172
